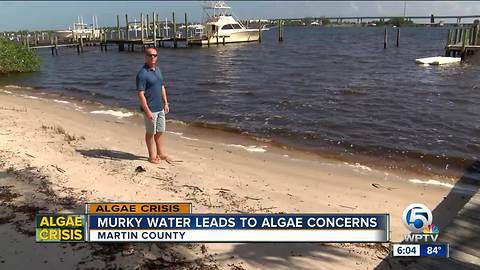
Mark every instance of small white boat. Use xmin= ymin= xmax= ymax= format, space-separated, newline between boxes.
xmin=415 ymin=56 xmax=462 ymax=65
xmin=188 ymin=24 xmax=205 ymax=38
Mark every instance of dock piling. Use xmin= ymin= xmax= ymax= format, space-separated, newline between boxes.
xmin=146 ymin=14 xmax=150 ymax=39
xmin=78 ymin=36 xmax=83 ymax=53
xmin=54 ymin=36 xmax=58 ymax=55
xmin=156 ymin=14 xmax=160 ymax=38
xmin=396 ymin=28 xmax=400 ymax=47
xmin=460 ymin=27 xmax=468 ymax=59
xmin=116 ymin=15 xmax=120 ymax=40
xmin=125 ymin=14 xmax=130 ymax=41
xmin=50 ymin=36 xmax=55 ymax=55
xmin=185 ymin=12 xmax=188 ymax=47
xmin=277 ymin=20 xmax=280 ymax=41
xmin=104 ymin=30 xmax=108 ymax=52
xmin=99 ymin=29 xmax=103 ymax=50
xmin=446 ymin=29 xmax=452 ymax=56
xmin=384 ymin=28 xmax=387 ymax=49
xmin=460 ymin=28 xmax=465 ymax=44
xmin=153 ymin=12 xmax=157 ymax=48
xmin=278 ymin=20 xmax=284 ymax=42
xmin=473 ymin=25 xmax=479 ymax=46
xmin=447 ymin=29 xmax=452 ymax=46
xmin=173 ymin=12 xmax=177 ymax=48
xmin=141 ymin=13 xmax=144 ymax=42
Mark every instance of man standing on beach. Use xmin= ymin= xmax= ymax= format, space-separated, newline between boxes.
xmin=136 ymin=48 xmax=170 ymax=164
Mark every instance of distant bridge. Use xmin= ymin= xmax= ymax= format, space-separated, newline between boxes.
xmin=271 ymin=15 xmax=480 ymax=24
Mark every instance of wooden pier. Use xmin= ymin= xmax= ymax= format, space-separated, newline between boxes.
xmin=445 ymin=23 xmax=480 ymax=59
xmin=103 ymin=11 xmax=266 ymax=50
xmin=372 ymin=160 xmax=480 ymax=270
xmin=15 ymin=11 xmax=197 ymax=55
xmin=21 ymin=10 xmax=257 ymax=55
xmin=18 ymin=33 xmax=93 ymax=55
xmin=16 ymin=8 xmax=274 ymax=56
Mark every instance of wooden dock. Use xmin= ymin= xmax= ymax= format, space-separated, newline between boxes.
xmin=403 ymin=186 xmax=480 ymax=269
xmin=18 ymin=10 xmax=271 ymax=55
xmin=103 ymin=12 xmax=266 ymax=50
xmin=21 ymin=12 xmax=216 ymax=54
xmin=374 ymin=161 xmax=480 ymax=270
xmin=445 ymin=23 xmax=480 ymax=59
xmin=436 ymin=185 xmax=480 ymax=266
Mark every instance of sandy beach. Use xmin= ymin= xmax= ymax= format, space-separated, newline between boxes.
xmin=0 ymin=86 xmax=462 ymax=269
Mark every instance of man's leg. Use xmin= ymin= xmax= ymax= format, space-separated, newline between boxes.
xmin=145 ymin=133 xmax=157 ymax=161
xmin=154 ymin=132 xmax=166 ymax=158
xmin=144 ymin=112 xmax=158 ymax=162
xmin=154 ymin=111 xmax=168 ymax=159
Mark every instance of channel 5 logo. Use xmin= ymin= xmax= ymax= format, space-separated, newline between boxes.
xmin=402 ymin=203 xmax=439 ymax=242
xmin=402 ymin=203 xmax=433 ymax=233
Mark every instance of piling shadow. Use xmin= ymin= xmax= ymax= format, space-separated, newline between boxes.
xmin=76 ymin=149 xmax=147 ymax=161
xmin=374 ymin=161 xmax=480 ymax=270
xmin=216 ymin=243 xmax=361 ymax=269
xmin=432 ymin=161 xmax=480 ymax=230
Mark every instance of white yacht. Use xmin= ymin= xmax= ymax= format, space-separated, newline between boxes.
xmin=55 ymin=16 xmax=101 ymax=40
xmin=190 ymin=1 xmax=265 ymax=45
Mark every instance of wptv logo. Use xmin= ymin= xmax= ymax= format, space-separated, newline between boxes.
xmin=402 ymin=203 xmax=439 ymax=242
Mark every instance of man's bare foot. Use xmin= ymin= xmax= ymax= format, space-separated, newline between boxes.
xmin=148 ymin=157 xmax=160 ymax=164
xmin=158 ymin=155 xmax=172 ymax=164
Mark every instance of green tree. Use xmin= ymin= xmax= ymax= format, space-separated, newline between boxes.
xmin=387 ymin=17 xmax=415 ymax=27
xmin=0 ymin=39 xmax=41 ymax=73
xmin=320 ymin=17 xmax=331 ymax=26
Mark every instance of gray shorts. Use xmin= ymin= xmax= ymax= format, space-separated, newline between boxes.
xmin=143 ymin=110 xmax=166 ymax=134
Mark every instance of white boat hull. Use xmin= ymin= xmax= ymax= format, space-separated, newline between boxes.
xmin=55 ymin=31 xmax=74 ymax=39
xmin=190 ymin=30 xmax=261 ymax=45
xmin=415 ymin=56 xmax=461 ymax=65
xmin=55 ymin=29 xmax=101 ymax=40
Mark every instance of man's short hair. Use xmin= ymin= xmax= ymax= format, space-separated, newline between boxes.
xmin=145 ymin=48 xmax=157 ymax=54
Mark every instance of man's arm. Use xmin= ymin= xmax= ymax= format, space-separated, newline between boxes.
xmin=136 ymin=72 xmax=153 ymax=119
xmin=162 ymin=85 xmax=169 ymax=114
xmin=138 ymin=91 xmax=153 ymax=119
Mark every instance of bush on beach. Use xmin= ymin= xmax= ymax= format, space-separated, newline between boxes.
xmin=0 ymin=39 xmax=41 ymax=74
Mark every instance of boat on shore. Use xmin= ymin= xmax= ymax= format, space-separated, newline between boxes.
xmin=190 ymin=1 xmax=267 ymax=45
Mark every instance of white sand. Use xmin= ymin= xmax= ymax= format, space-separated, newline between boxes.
xmin=0 ymin=91 xmax=456 ymax=269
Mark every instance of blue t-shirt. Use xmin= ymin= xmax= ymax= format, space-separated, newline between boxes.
xmin=136 ymin=64 xmax=164 ymax=112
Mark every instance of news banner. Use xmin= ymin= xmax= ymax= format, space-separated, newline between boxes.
xmin=35 ymin=202 xmax=449 ymax=258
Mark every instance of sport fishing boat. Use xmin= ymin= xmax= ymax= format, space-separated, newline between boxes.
xmin=190 ymin=1 xmax=266 ymax=45
xmin=55 ymin=16 xmax=101 ymax=41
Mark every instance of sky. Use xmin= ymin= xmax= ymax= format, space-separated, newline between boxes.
xmin=1 ymin=1 xmax=480 ymax=31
